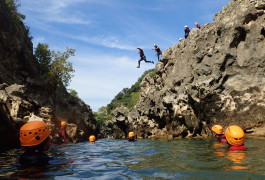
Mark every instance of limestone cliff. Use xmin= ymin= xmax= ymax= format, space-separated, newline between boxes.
xmin=0 ymin=0 xmax=98 ymax=150
xmin=106 ymin=0 xmax=265 ymax=139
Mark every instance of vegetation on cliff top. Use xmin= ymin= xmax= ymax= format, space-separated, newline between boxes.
xmin=34 ymin=43 xmax=75 ymax=89
xmin=106 ymin=69 xmax=155 ymax=113
xmin=5 ymin=0 xmax=25 ymax=21
xmin=94 ymin=69 xmax=155 ymax=127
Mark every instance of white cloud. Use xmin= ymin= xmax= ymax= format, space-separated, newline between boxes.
xmin=20 ymin=0 xmax=92 ymax=25
xmin=69 ymin=53 xmax=154 ymax=111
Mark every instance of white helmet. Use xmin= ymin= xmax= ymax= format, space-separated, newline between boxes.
xmin=179 ymin=38 xmax=183 ymax=41
xmin=184 ymin=25 xmax=188 ymax=28
xmin=154 ymin=44 xmax=157 ymax=47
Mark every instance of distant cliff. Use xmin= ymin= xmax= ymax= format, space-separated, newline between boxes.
xmin=105 ymin=0 xmax=265 ymax=139
xmin=0 ymin=0 xmax=98 ymax=150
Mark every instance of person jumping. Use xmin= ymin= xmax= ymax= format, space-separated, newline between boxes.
xmin=136 ymin=48 xmax=154 ymax=68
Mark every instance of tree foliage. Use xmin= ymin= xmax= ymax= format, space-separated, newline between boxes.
xmin=93 ymin=107 xmax=111 ymax=128
xmin=106 ymin=69 xmax=155 ymax=113
xmin=68 ymin=89 xmax=78 ymax=98
xmin=94 ymin=69 xmax=156 ymax=128
xmin=34 ymin=43 xmax=75 ymax=88
xmin=5 ymin=0 xmax=25 ymax=21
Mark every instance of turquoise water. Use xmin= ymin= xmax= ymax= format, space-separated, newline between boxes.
xmin=1 ymin=138 xmax=265 ymax=179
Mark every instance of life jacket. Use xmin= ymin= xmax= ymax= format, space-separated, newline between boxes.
xmin=60 ymin=126 xmax=66 ymax=137
xmin=216 ymin=134 xmax=227 ymax=143
xmin=227 ymin=145 xmax=247 ymax=151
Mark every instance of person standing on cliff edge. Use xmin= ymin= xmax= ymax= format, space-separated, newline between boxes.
xmin=152 ymin=44 xmax=162 ymax=61
xmin=136 ymin=48 xmax=154 ymax=68
xmin=194 ymin=22 xmax=201 ymax=29
xmin=184 ymin=25 xmax=190 ymax=39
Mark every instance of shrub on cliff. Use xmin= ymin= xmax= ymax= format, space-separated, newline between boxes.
xmin=106 ymin=69 xmax=155 ymax=113
xmin=34 ymin=43 xmax=75 ymax=89
xmin=5 ymin=0 xmax=25 ymax=21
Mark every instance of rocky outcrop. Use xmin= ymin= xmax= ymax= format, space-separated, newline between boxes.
xmin=0 ymin=0 xmax=98 ymax=150
xmin=107 ymin=0 xmax=265 ymax=139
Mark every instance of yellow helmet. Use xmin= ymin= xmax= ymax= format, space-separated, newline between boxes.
xmin=225 ymin=125 xmax=244 ymax=146
xmin=89 ymin=135 xmax=96 ymax=142
xmin=20 ymin=121 xmax=51 ymax=146
xmin=211 ymin=125 xmax=223 ymax=134
xmin=128 ymin=132 xmax=135 ymax=138
xmin=61 ymin=121 xmax=67 ymax=127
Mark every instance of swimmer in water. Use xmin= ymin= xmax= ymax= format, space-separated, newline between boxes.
xmin=225 ymin=125 xmax=246 ymax=150
xmin=19 ymin=121 xmax=51 ymax=166
xmin=211 ymin=125 xmax=227 ymax=143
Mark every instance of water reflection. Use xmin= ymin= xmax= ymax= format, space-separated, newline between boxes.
xmin=0 ymin=138 xmax=265 ymax=179
xmin=225 ymin=151 xmax=251 ymax=170
xmin=212 ymin=142 xmax=251 ymax=171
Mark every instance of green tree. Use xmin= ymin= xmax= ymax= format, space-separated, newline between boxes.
xmin=106 ymin=69 xmax=155 ymax=113
xmin=49 ymin=48 xmax=75 ymax=87
xmin=5 ymin=0 xmax=25 ymax=21
xmin=34 ymin=43 xmax=52 ymax=75
xmin=34 ymin=43 xmax=75 ymax=88
xmin=68 ymin=89 xmax=78 ymax=98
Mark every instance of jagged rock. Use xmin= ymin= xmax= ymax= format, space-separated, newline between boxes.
xmin=0 ymin=0 xmax=99 ymax=150
xmin=106 ymin=0 xmax=265 ymax=139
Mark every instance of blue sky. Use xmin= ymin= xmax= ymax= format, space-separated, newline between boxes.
xmin=19 ymin=0 xmax=230 ymax=112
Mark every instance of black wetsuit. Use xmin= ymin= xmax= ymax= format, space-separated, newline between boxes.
xmin=137 ymin=48 xmax=153 ymax=68
xmin=19 ymin=151 xmax=50 ymax=167
xmin=184 ymin=28 xmax=190 ymax=39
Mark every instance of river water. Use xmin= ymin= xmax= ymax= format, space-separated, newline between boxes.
xmin=1 ymin=138 xmax=265 ymax=179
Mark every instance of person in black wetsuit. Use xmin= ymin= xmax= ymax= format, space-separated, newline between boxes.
xmin=19 ymin=121 xmax=51 ymax=167
xmin=152 ymin=44 xmax=162 ymax=61
xmin=184 ymin=25 xmax=190 ymax=39
xmin=136 ymin=48 xmax=154 ymax=68
xmin=128 ymin=131 xmax=136 ymax=142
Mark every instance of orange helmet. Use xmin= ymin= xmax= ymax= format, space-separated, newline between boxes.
xmin=89 ymin=135 xmax=96 ymax=142
xmin=225 ymin=125 xmax=244 ymax=146
xmin=212 ymin=125 xmax=223 ymax=134
xmin=20 ymin=121 xmax=51 ymax=146
xmin=128 ymin=132 xmax=135 ymax=138
xmin=61 ymin=121 xmax=67 ymax=127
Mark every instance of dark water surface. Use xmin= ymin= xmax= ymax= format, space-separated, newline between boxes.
xmin=1 ymin=138 xmax=265 ymax=179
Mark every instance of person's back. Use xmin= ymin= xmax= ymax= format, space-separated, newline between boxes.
xmin=19 ymin=150 xmax=50 ymax=167
xmin=19 ymin=121 xmax=51 ymax=167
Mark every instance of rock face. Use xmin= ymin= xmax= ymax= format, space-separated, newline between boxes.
xmin=0 ymin=0 xmax=98 ymax=150
xmin=108 ymin=0 xmax=265 ymax=139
